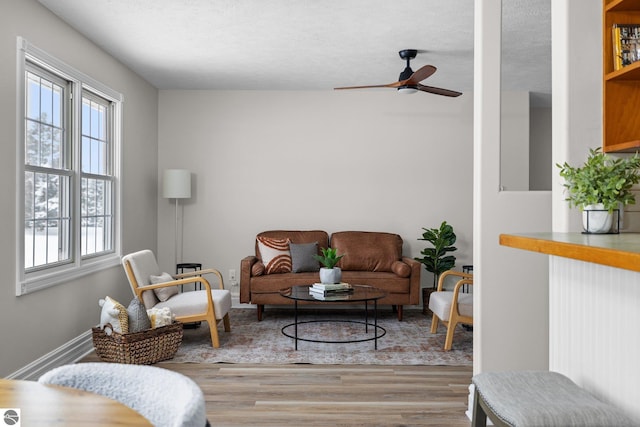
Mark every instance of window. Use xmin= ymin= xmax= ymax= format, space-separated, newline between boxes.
xmin=17 ymin=38 xmax=122 ymax=295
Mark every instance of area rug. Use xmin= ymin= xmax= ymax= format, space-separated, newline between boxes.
xmin=171 ymin=307 xmax=472 ymax=365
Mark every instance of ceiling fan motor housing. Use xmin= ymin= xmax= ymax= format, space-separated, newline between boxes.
xmin=398 ymin=67 xmax=414 ymax=81
xmin=398 ymin=49 xmax=418 ymax=60
xmin=398 ymin=49 xmax=418 ymax=85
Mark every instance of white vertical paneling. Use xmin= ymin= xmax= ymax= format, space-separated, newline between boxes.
xmin=550 ymin=256 xmax=640 ymax=421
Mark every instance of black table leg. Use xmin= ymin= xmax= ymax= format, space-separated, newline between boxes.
xmin=365 ymin=300 xmax=369 ymax=334
xmin=374 ymin=300 xmax=378 ymax=350
xmin=294 ymin=300 xmax=298 ymax=350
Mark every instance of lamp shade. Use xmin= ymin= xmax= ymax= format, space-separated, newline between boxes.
xmin=162 ymin=169 xmax=191 ymax=199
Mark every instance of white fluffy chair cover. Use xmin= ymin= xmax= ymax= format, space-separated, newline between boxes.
xmin=38 ymin=363 xmax=208 ymax=427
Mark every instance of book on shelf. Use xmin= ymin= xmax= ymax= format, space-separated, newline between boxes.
xmin=612 ymin=24 xmax=640 ymax=71
xmin=311 ymin=282 xmax=352 ymax=291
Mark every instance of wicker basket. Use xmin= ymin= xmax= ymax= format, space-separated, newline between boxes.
xmin=92 ymin=322 xmax=183 ymax=365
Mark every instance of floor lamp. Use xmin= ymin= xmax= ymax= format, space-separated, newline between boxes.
xmin=162 ymin=169 xmax=191 ymax=269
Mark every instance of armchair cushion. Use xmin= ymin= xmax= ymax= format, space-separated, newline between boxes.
xmin=155 ymin=289 xmax=231 ymax=320
xmin=124 ymin=249 xmax=161 ymax=309
xmin=257 ymin=237 xmax=292 ymax=274
xmin=429 ymin=291 xmax=473 ymax=319
xmin=290 ymin=242 xmax=320 ymax=273
xmin=150 ymin=272 xmax=179 ymax=301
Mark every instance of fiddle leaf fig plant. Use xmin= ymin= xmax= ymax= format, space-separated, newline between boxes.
xmin=313 ymin=247 xmax=344 ymax=269
xmin=557 ymin=148 xmax=640 ymax=212
xmin=415 ymin=221 xmax=457 ymax=288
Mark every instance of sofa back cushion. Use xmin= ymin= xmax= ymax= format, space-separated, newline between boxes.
xmin=331 ymin=231 xmax=403 ymax=272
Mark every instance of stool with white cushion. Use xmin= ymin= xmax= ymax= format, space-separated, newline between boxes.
xmin=39 ymin=363 xmax=210 ymax=427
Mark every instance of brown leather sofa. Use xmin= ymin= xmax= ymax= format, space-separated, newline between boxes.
xmin=240 ymin=230 xmax=421 ymax=321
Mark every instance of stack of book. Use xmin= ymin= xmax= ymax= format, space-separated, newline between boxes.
xmin=309 ymin=283 xmax=353 ymax=300
xmin=612 ymin=24 xmax=640 ymax=70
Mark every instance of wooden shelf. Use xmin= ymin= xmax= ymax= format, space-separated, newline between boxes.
xmin=606 ymin=0 xmax=640 ymax=12
xmin=603 ymin=0 xmax=640 ymax=152
xmin=605 ymin=59 xmax=640 ymax=80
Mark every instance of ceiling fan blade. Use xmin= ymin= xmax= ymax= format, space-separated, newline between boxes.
xmin=405 ymin=65 xmax=437 ymax=85
xmin=334 ymin=83 xmax=398 ymax=90
xmin=417 ymin=84 xmax=462 ymax=97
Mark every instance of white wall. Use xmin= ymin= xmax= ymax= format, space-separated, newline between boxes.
xmin=550 ymin=257 xmax=640 ymax=421
xmin=157 ymin=90 xmax=474 ymax=293
xmin=0 ymin=0 xmax=158 ymax=377
xmin=474 ymin=0 xmax=551 ymax=374
xmin=549 ymin=0 xmax=639 ymax=420
xmin=552 ymin=0 xmax=603 ymax=233
xmin=529 ymin=106 xmax=552 ymax=191
xmin=500 ymin=91 xmax=530 ymax=191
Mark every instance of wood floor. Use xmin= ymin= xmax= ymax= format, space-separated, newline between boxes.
xmin=81 ymin=353 xmax=473 ymax=426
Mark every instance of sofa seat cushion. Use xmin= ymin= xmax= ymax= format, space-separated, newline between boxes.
xmin=331 ymin=231 xmax=402 ymax=272
xmin=250 ymin=271 xmax=410 ymax=295
xmin=251 ymin=272 xmax=322 ymax=294
xmin=341 ymin=271 xmax=410 ymax=294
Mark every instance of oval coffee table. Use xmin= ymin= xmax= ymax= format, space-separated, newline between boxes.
xmin=279 ymin=284 xmax=387 ymax=350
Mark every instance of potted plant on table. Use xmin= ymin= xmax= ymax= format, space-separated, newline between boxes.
xmin=313 ymin=247 xmax=344 ymax=284
xmin=557 ymin=147 xmax=640 ymax=233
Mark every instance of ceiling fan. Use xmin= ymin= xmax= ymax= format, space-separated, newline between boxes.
xmin=334 ymin=49 xmax=462 ymax=97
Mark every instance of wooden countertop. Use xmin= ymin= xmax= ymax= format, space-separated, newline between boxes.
xmin=499 ymin=232 xmax=640 ymax=272
xmin=0 ymin=379 xmax=152 ymax=426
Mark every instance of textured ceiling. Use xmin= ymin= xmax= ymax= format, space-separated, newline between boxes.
xmin=37 ymin=0 xmax=550 ymax=99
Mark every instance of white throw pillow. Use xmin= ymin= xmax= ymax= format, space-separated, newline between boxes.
xmin=98 ymin=296 xmax=129 ymax=334
xmin=147 ymin=307 xmax=174 ymax=328
xmin=149 ymin=272 xmax=179 ymax=302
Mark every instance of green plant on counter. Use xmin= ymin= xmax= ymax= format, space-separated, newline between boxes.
xmin=557 ymin=147 xmax=640 ymax=212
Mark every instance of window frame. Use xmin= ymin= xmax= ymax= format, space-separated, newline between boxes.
xmin=16 ymin=37 xmax=123 ymax=296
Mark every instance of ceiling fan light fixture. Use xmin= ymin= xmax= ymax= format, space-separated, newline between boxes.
xmin=397 ymin=86 xmax=418 ymax=94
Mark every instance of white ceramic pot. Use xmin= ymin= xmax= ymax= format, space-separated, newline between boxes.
xmin=582 ymin=203 xmax=613 ymax=233
xmin=319 ymin=267 xmax=342 ymax=284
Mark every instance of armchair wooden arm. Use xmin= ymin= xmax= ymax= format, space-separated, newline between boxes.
xmin=436 ymin=270 xmax=473 ymax=291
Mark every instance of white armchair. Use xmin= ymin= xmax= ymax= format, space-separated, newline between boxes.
xmin=428 ymin=270 xmax=473 ymax=351
xmin=122 ymin=250 xmax=231 ymax=348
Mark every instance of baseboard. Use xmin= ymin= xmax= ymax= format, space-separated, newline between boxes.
xmin=6 ymin=330 xmax=94 ymax=381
